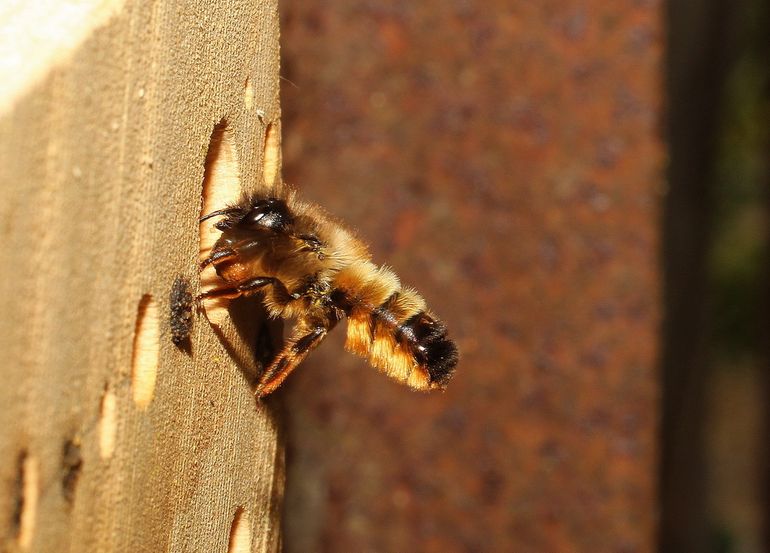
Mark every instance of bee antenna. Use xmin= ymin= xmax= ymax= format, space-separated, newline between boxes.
xmin=199 ymin=207 xmax=241 ymax=223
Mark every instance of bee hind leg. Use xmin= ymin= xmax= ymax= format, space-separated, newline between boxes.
xmin=256 ymin=315 xmax=337 ymax=397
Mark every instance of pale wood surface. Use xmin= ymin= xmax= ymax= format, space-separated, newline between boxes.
xmin=0 ymin=1 xmax=283 ymax=551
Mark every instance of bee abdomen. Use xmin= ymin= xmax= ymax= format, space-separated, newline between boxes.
xmin=395 ymin=311 xmax=458 ymax=387
xmin=337 ymin=263 xmax=457 ymax=390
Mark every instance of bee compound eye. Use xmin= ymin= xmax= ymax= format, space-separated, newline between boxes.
xmin=242 ymin=198 xmax=292 ymax=230
xmin=245 ymin=209 xmax=267 ymax=225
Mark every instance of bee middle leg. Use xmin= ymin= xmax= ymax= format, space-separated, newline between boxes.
xmin=256 ymin=315 xmax=338 ymax=397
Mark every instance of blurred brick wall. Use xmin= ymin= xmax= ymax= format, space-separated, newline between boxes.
xmin=278 ymin=2 xmax=663 ymax=551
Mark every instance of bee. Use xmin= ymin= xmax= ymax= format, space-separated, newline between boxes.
xmin=199 ymin=187 xmax=458 ymax=397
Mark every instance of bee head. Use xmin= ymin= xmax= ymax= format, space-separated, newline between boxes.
xmin=239 ymin=198 xmax=293 ymax=231
xmin=211 ymin=197 xmax=293 ymax=233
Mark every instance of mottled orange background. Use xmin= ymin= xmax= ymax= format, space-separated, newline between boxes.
xmin=278 ymin=2 xmax=663 ymax=551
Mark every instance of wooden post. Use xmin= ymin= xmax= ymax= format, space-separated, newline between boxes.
xmin=0 ymin=2 xmax=283 ymax=551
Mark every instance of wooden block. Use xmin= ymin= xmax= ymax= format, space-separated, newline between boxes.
xmin=0 ymin=2 xmax=283 ymax=551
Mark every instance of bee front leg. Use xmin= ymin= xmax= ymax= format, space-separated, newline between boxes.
xmin=201 ymin=239 xmax=264 ymax=270
xmin=256 ymin=315 xmax=338 ymax=397
xmin=198 ymin=276 xmax=289 ymax=301
xmin=200 ymin=247 xmax=237 ymax=269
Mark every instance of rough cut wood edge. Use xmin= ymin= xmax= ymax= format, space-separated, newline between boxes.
xmin=0 ymin=1 xmax=283 ymax=552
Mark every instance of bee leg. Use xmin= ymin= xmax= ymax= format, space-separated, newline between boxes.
xmin=198 ymin=276 xmax=287 ymax=301
xmin=256 ymin=316 xmax=337 ymax=397
xmin=200 ymin=247 xmax=237 ymax=269
xmin=296 ymin=234 xmax=325 ymax=259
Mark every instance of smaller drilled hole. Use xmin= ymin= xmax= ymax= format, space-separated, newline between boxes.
xmin=99 ymin=386 xmax=117 ymax=459
xmin=15 ymin=451 xmax=38 ymax=549
xmin=262 ymin=122 xmax=281 ymax=189
xmin=11 ymin=452 xmax=24 ymax=537
xmin=244 ymin=76 xmax=254 ymax=110
xmin=131 ymin=294 xmax=159 ymax=409
xmin=228 ymin=508 xmax=251 ymax=553
xmin=61 ymin=438 xmax=82 ymax=505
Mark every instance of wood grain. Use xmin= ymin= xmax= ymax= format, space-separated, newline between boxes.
xmin=0 ymin=2 xmax=283 ymax=551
